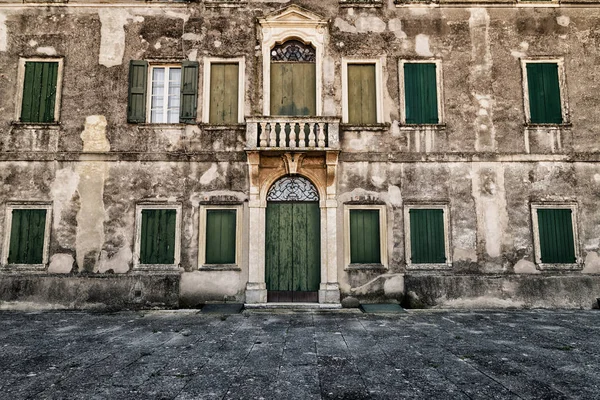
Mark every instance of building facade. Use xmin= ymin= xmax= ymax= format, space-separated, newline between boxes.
xmin=1 ymin=0 xmax=600 ymax=309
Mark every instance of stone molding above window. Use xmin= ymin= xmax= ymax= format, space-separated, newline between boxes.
xmin=2 ymin=202 xmax=53 ymax=272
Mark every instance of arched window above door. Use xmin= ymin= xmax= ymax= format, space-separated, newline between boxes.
xmin=267 ymin=176 xmax=319 ymax=202
xmin=271 ymin=40 xmax=316 ymax=63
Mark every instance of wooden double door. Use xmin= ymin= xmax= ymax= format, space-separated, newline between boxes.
xmin=265 ymin=202 xmax=320 ymax=302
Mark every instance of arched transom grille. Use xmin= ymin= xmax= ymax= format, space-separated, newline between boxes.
xmin=267 ymin=176 xmax=319 ymax=202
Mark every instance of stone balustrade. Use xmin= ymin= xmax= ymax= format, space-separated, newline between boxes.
xmin=246 ymin=116 xmax=340 ymax=150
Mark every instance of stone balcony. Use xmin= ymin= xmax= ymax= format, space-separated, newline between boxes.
xmin=245 ymin=116 xmax=340 ymax=151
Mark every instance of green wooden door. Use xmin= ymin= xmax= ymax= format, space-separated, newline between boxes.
xmin=265 ymin=202 xmax=320 ymax=302
xmin=270 ymin=63 xmax=316 ymax=116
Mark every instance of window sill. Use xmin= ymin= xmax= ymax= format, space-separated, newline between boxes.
xmin=345 ymin=263 xmax=387 ymax=271
xmin=406 ymin=263 xmax=451 ymax=271
xmin=205 ymin=0 xmax=247 ymax=7
xmin=524 ymin=123 xmax=571 ymax=129
xmin=1 ymin=264 xmax=46 ymax=272
xmin=399 ymin=123 xmax=446 ymax=130
xmin=202 ymin=123 xmax=246 ymax=131
xmin=199 ymin=264 xmax=241 ymax=271
xmin=11 ymin=122 xmax=60 ymax=129
xmin=394 ymin=0 xmax=439 ymax=7
xmin=517 ymin=1 xmax=560 ymax=7
xmin=340 ymin=123 xmax=390 ymax=132
xmin=536 ymin=263 xmax=581 ymax=271
xmin=339 ymin=1 xmax=383 ymax=8
xmin=136 ymin=123 xmax=188 ymax=128
xmin=133 ymin=264 xmax=181 ymax=272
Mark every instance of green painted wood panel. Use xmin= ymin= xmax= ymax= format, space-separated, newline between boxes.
xmin=180 ymin=61 xmax=199 ymax=124
xmin=537 ymin=209 xmax=575 ymax=263
xmin=347 ymin=64 xmax=377 ymax=125
xmin=140 ymin=209 xmax=176 ymax=264
xmin=404 ymin=63 xmax=438 ymax=124
xmin=21 ymin=62 xmax=58 ymax=123
xmin=349 ymin=210 xmax=381 ymax=264
xmin=209 ymin=63 xmax=239 ymax=124
xmin=8 ymin=209 xmax=46 ymax=264
xmin=409 ymin=209 xmax=446 ymax=264
xmin=127 ymin=60 xmax=148 ymax=123
xmin=527 ymin=63 xmax=562 ymax=124
xmin=266 ymin=202 xmax=320 ymax=293
xmin=205 ymin=209 xmax=236 ymax=264
xmin=270 ymin=63 xmax=316 ymax=116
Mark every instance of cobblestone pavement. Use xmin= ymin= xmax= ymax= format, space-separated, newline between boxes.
xmin=1 ymin=309 xmax=600 ymax=399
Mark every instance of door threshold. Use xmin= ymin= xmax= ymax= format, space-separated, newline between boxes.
xmin=244 ymin=302 xmax=342 ymax=310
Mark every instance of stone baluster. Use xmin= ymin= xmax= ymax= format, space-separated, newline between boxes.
xmin=308 ymin=122 xmax=316 ymax=147
xmin=297 ymin=121 xmax=305 ymax=148
xmin=259 ymin=122 xmax=268 ymax=147
xmin=269 ymin=122 xmax=277 ymax=147
xmin=317 ymin=122 xmax=326 ymax=148
xmin=289 ymin=121 xmax=296 ymax=149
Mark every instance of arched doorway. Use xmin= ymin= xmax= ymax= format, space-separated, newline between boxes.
xmin=265 ymin=176 xmax=320 ymax=302
xmin=270 ymin=40 xmax=316 ymax=116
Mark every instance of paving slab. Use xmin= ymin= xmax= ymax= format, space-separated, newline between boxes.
xmin=1 ymin=310 xmax=600 ymax=399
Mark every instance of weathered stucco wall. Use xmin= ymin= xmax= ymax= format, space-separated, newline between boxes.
xmin=1 ymin=1 xmax=600 ymax=308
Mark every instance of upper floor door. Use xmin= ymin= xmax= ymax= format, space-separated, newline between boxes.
xmin=270 ymin=40 xmax=316 ymax=116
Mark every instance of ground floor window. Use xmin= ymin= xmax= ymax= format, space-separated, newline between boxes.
xmin=404 ymin=203 xmax=451 ymax=269
xmin=134 ymin=204 xmax=181 ymax=269
xmin=198 ymin=205 xmax=242 ymax=268
xmin=344 ymin=205 xmax=387 ymax=268
xmin=531 ymin=204 xmax=578 ymax=267
xmin=2 ymin=203 xmax=52 ymax=269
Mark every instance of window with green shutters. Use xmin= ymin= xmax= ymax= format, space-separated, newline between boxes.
xmin=139 ymin=209 xmax=177 ymax=265
xmin=347 ymin=64 xmax=377 ymax=125
xmin=205 ymin=209 xmax=237 ymax=264
xmin=7 ymin=209 xmax=48 ymax=265
xmin=20 ymin=61 xmax=59 ymax=123
xmin=536 ymin=208 xmax=576 ymax=264
xmin=525 ymin=62 xmax=563 ymax=124
xmin=403 ymin=62 xmax=439 ymax=124
xmin=127 ymin=61 xmax=198 ymax=124
xmin=209 ymin=63 xmax=239 ymax=124
xmin=409 ymin=208 xmax=446 ymax=264
xmin=349 ymin=209 xmax=381 ymax=264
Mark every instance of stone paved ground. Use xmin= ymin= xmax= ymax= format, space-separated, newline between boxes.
xmin=1 ymin=309 xmax=600 ymax=400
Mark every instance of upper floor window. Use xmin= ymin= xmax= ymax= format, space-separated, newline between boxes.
xmin=202 ymin=58 xmax=245 ymax=124
xmin=522 ymin=60 xmax=568 ymax=124
xmin=17 ymin=59 xmax=63 ymax=123
xmin=127 ymin=60 xmax=199 ymax=124
xmin=342 ymin=58 xmax=384 ymax=124
xmin=399 ymin=60 xmax=443 ymax=125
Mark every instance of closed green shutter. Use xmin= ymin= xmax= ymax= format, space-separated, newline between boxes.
xmin=537 ymin=209 xmax=576 ymax=263
xmin=347 ymin=64 xmax=377 ymax=125
xmin=349 ymin=209 xmax=381 ymax=264
xmin=404 ymin=63 xmax=438 ymax=124
xmin=527 ymin=63 xmax=562 ymax=124
xmin=210 ymin=63 xmax=239 ymax=124
xmin=180 ymin=61 xmax=199 ymax=124
xmin=128 ymin=60 xmax=148 ymax=123
xmin=409 ymin=209 xmax=446 ymax=264
xmin=8 ymin=209 xmax=47 ymax=264
xmin=140 ymin=209 xmax=176 ymax=264
xmin=21 ymin=62 xmax=58 ymax=123
xmin=205 ymin=209 xmax=236 ymax=264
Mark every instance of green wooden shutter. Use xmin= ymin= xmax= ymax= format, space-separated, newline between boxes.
xmin=347 ymin=64 xmax=377 ymax=125
xmin=209 ymin=63 xmax=239 ymax=124
xmin=128 ymin=60 xmax=148 ymax=123
xmin=349 ymin=209 xmax=381 ymax=264
xmin=21 ymin=62 xmax=58 ymax=123
xmin=180 ymin=61 xmax=199 ymax=124
xmin=270 ymin=63 xmax=316 ymax=116
xmin=8 ymin=209 xmax=47 ymax=264
xmin=205 ymin=209 xmax=236 ymax=264
xmin=409 ymin=209 xmax=446 ymax=264
xmin=404 ymin=63 xmax=438 ymax=124
xmin=140 ymin=209 xmax=176 ymax=264
xmin=537 ymin=209 xmax=576 ymax=263
xmin=527 ymin=63 xmax=562 ymax=124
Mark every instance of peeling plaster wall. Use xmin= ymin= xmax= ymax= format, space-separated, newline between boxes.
xmin=1 ymin=3 xmax=600 ymax=309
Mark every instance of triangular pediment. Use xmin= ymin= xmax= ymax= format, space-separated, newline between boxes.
xmin=260 ymin=5 xmax=326 ymax=25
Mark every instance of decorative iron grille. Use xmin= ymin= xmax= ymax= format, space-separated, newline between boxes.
xmin=267 ymin=176 xmax=319 ymax=202
xmin=271 ymin=40 xmax=316 ymax=63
